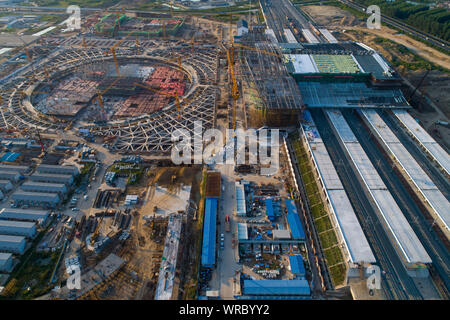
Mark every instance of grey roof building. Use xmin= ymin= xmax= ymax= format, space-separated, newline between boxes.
xmin=0 ymin=165 xmax=29 ymax=174
xmin=0 ymin=179 xmax=13 ymax=192
xmin=0 ymin=208 xmax=49 ymax=224
xmin=21 ymin=182 xmax=67 ymax=195
xmin=36 ymin=164 xmax=79 ymax=176
xmin=0 ymin=235 xmax=26 ymax=254
xmin=11 ymin=191 xmax=60 ymax=207
xmin=0 ymin=170 xmax=21 ymax=182
xmin=0 ymin=252 xmax=13 ymax=272
xmin=0 ymin=220 xmax=36 ymax=238
xmin=29 ymin=173 xmax=74 ymax=185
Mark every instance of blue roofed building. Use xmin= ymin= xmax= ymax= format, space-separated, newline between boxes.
xmin=289 ymin=254 xmax=306 ymax=278
xmin=201 ymin=197 xmax=218 ymax=268
xmin=243 ymin=280 xmax=310 ymax=296
xmin=265 ymin=198 xmax=276 ymax=221
xmin=285 ymin=199 xmax=305 ymax=240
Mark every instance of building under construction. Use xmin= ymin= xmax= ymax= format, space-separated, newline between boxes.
xmin=238 ymin=29 xmax=304 ymax=127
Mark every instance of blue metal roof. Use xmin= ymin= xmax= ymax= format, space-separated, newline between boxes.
xmin=201 ymin=197 xmax=218 ymax=268
xmin=284 ymin=198 xmax=298 ymax=215
xmin=0 ymin=152 xmax=20 ymax=162
xmin=265 ymin=198 xmax=275 ymax=221
xmin=243 ymin=280 xmax=310 ymax=296
xmin=287 ymin=213 xmax=305 ymax=240
xmin=289 ymin=255 xmax=306 ymax=277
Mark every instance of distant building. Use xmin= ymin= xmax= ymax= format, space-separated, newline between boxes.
xmin=0 ymin=170 xmax=21 ymax=183
xmin=0 ymin=165 xmax=30 ymax=174
xmin=0 ymin=208 xmax=49 ymax=225
xmin=11 ymin=191 xmax=60 ymax=208
xmin=0 ymin=180 xmax=13 ymax=193
xmin=0 ymin=252 xmax=13 ymax=273
xmin=21 ymin=182 xmax=68 ymax=196
xmin=29 ymin=173 xmax=74 ymax=186
xmin=36 ymin=164 xmax=79 ymax=176
xmin=0 ymin=220 xmax=36 ymax=238
xmin=237 ymin=19 xmax=248 ymax=37
xmin=0 ymin=235 xmax=26 ymax=254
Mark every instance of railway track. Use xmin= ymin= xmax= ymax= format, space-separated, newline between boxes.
xmin=338 ymin=0 xmax=450 ymax=52
xmin=344 ymin=109 xmax=449 ymax=298
xmin=311 ymin=109 xmax=422 ymax=300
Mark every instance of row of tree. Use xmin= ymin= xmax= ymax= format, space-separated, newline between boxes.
xmin=357 ymin=0 xmax=450 ymax=41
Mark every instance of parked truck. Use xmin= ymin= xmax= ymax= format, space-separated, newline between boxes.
xmin=225 ymin=214 xmax=231 ymax=232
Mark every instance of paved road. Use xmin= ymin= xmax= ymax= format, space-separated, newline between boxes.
xmin=213 ymin=163 xmax=240 ymax=300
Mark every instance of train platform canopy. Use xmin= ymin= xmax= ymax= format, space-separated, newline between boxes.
xmin=302 ymin=113 xmax=375 ymax=263
xmin=298 ymin=82 xmax=410 ymax=109
xmin=201 ymin=197 xmax=218 ymax=268
xmin=243 ymin=280 xmax=310 ymax=296
xmin=360 ymin=109 xmax=450 ymax=232
xmin=393 ymin=109 xmax=450 ymax=176
xmin=326 ymin=109 xmax=432 ymax=264
xmin=289 ymin=255 xmax=306 ymax=277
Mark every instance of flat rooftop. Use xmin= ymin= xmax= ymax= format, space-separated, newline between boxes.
xmin=393 ymin=109 xmax=450 ymax=176
xmin=302 ymin=111 xmax=375 ymax=263
xmin=297 ymin=82 xmax=410 ymax=109
xmin=361 ymin=109 xmax=450 ymax=232
xmin=326 ymin=109 xmax=431 ymax=264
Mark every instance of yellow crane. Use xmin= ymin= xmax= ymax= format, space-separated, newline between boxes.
xmin=226 ymin=46 xmax=240 ymax=130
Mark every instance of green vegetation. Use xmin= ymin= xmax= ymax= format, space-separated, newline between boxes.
xmin=0 ymin=218 xmax=61 ymax=300
xmin=291 ymin=135 xmax=346 ymax=287
xmin=184 ymin=167 xmax=207 ymax=299
xmin=355 ymin=0 xmax=450 ymax=41
xmin=372 ymin=36 xmax=449 ymax=73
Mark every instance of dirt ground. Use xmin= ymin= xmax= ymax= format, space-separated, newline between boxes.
xmin=302 ymin=5 xmax=450 ymax=147
xmin=302 ymin=5 xmax=450 ymax=71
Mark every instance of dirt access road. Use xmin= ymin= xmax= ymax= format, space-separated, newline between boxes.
xmin=302 ymin=5 xmax=450 ymax=71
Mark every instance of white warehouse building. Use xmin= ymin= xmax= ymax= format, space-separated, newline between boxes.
xmin=29 ymin=173 xmax=74 ymax=185
xmin=11 ymin=191 xmax=60 ymax=208
xmin=0 ymin=252 xmax=13 ymax=272
xmin=36 ymin=164 xmax=79 ymax=176
xmin=0 ymin=220 xmax=36 ymax=238
xmin=21 ymin=182 xmax=68 ymax=195
xmin=0 ymin=235 xmax=26 ymax=254
xmin=0 ymin=208 xmax=49 ymax=225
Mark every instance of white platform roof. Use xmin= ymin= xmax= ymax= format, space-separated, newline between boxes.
xmin=393 ymin=109 xmax=450 ymax=175
xmin=286 ymin=54 xmax=318 ymax=73
xmin=302 ymin=112 xmax=375 ymax=263
xmin=361 ymin=109 xmax=450 ymax=231
xmin=327 ymin=109 xmax=431 ymax=264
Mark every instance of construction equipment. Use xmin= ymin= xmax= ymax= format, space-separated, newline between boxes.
xmin=110 ymin=47 xmax=120 ymax=76
xmin=134 ymin=82 xmax=183 ymax=118
xmin=90 ymin=210 xmax=107 ymax=246
xmin=225 ymin=214 xmax=231 ymax=232
xmin=35 ymin=128 xmax=45 ymax=154
xmin=408 ymin=69 xmax=430 ymax=102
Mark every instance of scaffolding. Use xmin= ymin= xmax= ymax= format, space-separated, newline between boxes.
xmin=238 ymin=31 xmax=304 ymax=127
